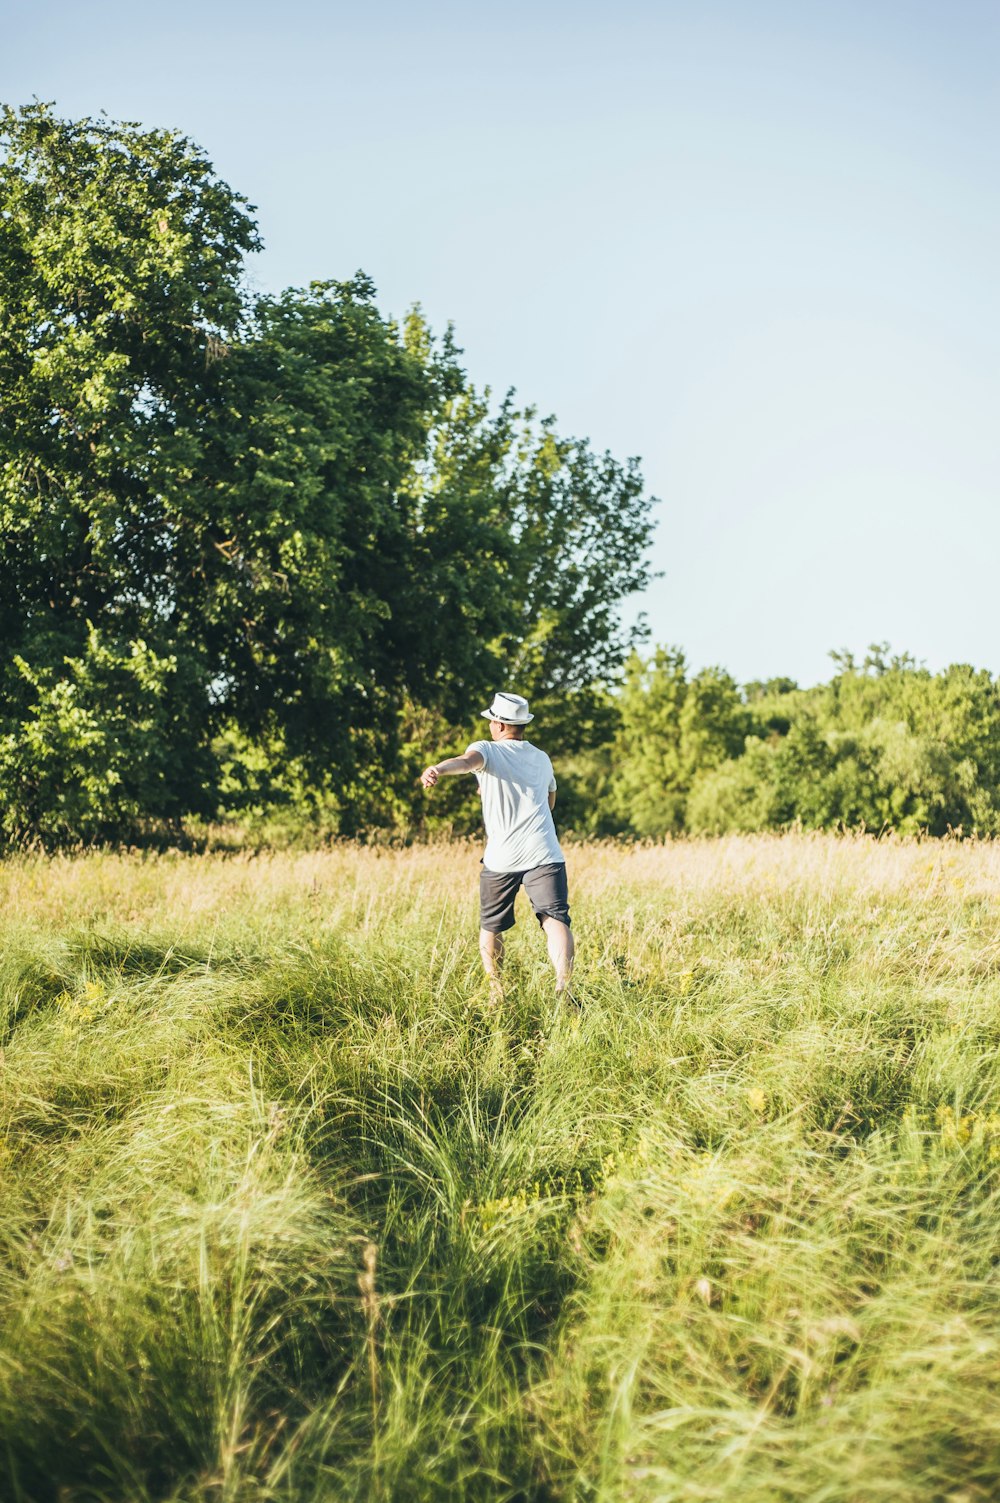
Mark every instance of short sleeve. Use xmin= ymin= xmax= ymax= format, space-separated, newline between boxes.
xmin=547 ymin=755 xmax=557 ymax=792
xmin=467 ymin=739 xmax=493 ymax=773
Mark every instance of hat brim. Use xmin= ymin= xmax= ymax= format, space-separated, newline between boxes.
xmin=481 ymin=708 xmax=533 ymax=723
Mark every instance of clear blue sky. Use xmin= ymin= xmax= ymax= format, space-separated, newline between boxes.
xmin=6 ymin=0 xmax=998 ymax=687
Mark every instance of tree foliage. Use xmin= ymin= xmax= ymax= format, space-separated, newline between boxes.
xmin=17 ymin=105 xmax=989 ymax=850
xmin=602 ymin=645 xmax=1000 ymax=839
xmin=0 ymin=103 xmax=656 ymax=842
xmin=599 ymin=649 xmax=747 ymax=836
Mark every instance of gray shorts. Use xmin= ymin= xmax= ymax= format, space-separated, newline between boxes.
xmin=479 ymin=861 xmax=571 ymax=934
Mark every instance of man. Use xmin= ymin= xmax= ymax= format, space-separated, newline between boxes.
xmin=420 ymin=691 xmax=574 ymax=998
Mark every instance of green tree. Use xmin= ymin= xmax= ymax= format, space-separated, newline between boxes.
xmin=604 ymin=648 xmax=689 ymax=836
xmin=164 ymin=281 xmax=459 ymax=811
xmin=0 ymin=101 xmax=261 ymax=829
xmin=0 ymin=103 xmax=657 ymax=841
xmin=599 ymin=650 xmax=747 ymax=837
xmin=689 ymin=654 xmax=1000 ymax=838
xmin=0 ymin=629 xmax=181 ymax=842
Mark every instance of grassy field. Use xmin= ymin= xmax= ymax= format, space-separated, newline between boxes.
xmin=2 ymin=834 xmax=1000 ymax=1502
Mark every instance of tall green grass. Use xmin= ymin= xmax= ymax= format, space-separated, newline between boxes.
xmin=1 ymin=837 xmax=999 ymax=1500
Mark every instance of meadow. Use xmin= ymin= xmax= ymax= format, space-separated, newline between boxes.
xmin=1 ymin=834 xmax=999 ymax=1502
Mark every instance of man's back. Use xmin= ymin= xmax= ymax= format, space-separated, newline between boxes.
xmin=470 ymin=738 xmax=564 ymax=874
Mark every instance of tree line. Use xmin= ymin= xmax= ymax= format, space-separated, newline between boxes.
xmin=3 ymin=104 xmax=997 ymax=847
xmin=564 ymin=644 xmax=1000 ymax=839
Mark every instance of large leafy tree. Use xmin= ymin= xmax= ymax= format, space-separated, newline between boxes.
xmin=0 ymin=101 xmax=261 ymax=830
xmin=422 ymin=393 xmax=654 ymax=743
xmin=160 ymin=280 xmax=461 ymax=794
xmin=0 ymin=103 xmax=657 ymax=840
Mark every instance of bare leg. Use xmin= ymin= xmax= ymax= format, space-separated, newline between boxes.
xmin=479 ymin=929 xmax=505 ymax=1000
xmin=542 ymin=918 xmax=575 ymax=996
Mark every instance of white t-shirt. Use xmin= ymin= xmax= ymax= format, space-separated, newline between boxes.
xmin=468 ymin=738 xmax=565 ymax=873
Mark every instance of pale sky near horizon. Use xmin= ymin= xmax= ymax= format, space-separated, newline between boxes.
xmin=5 ymin=0 xmax=998 ymax=688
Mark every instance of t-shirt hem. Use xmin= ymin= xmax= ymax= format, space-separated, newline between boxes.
xmin=483 ymin=855 xmax=566 ymax=874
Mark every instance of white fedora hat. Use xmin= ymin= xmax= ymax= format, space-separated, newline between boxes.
xmin=481 ymin=691 xmax=533 ymax=724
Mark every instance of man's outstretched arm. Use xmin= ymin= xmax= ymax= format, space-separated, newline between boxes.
xmin=420 ymin=748 xmax=485 ymax=789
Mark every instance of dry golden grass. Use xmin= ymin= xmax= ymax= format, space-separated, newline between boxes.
xmin=5 ymin=828 xmax=997 ymax=932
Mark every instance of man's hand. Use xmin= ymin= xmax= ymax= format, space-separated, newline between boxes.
xmin=420 ymin=765 xmax=440 ymax=790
